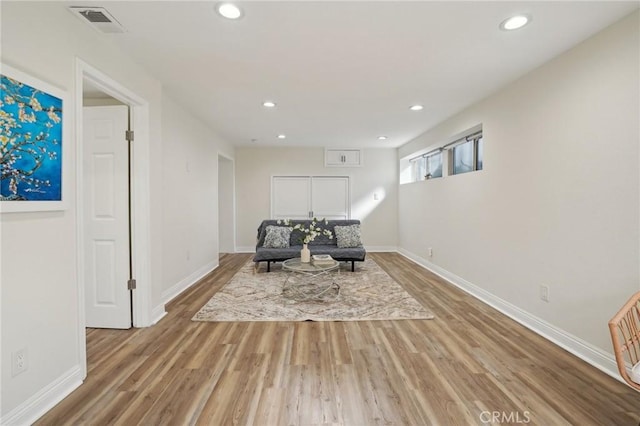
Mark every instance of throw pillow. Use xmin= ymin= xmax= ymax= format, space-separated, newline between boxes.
xmin=263 ymin=225 xmax=292 ymax=248
xmin=334 ymin=224 xmax=362 ymax=248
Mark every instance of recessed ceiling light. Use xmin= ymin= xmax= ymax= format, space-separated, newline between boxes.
xmin=277 ymin=134 xmax=286 ymax=139
xmin=216 ymin=3 xmax=242 ymax=20
xmin=378 ymin=136 xmax=388 ymax=140
xmin=409 ymin=105 xmax=424 ymax=111
xmin=500 ymin=14 xmax=530 ymax=31
xmin=263 ymin=101 xmax=276 ymax=108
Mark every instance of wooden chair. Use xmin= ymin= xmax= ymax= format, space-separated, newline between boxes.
xmin=609 ymin=291 xmax=640 ymax=391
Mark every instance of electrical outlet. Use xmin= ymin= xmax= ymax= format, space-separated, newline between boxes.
xmin=12 ymin=347 xmax=28 ymax=376
xmin=428 ymin=247 xmax=433 ymax=257
xmin=540 ymin=285 xmax=550 ymax=302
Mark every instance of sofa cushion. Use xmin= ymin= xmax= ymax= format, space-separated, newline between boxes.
xmin=290 ymin=220 xmax=336 ymax=246
xmin=334 ymin=224 xmax=362 ymax=248
xmin=254 ymin=244 xmax=366 ymax=262
xmin=263 ymin=225 xmax=292 ymax=248
xmin=304 ymin=244 xmax=366 ymax=260
xmin=255 ymin=246 xmax=301 ymax=261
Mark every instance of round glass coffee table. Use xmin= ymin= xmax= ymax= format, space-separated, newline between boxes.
xmin=282 ymin=258 xmax=340 ymax=301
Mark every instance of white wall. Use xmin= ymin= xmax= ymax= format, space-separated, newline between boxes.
xmin=235 ymin=148 xmax=398 ymax=251
xmin=1 ymin=2 xmax=156 ymax=420
xmin=398 ymin=12 xmax=639 ymax=357
xmin=160 ymin=96 xmax=234 ymax=303
xmin=0 ymin=2 xmax=233 ymax=422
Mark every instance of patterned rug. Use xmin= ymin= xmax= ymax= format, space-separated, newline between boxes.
xmin=192 ymin=259 xmax=434 ymax=322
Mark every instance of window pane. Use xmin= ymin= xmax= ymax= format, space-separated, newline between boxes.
xmin=410 ymin=157 xmax=426 ymax=182
xmin=453 ymin=141 xmax=473 ymax=174
xmin=426 ymin=152 xmax=442 ymax=178
xmin=476 ymin=137 xmax=483 ymax=171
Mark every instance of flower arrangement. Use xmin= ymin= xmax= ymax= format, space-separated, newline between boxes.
xmin=277 ymin=218 xmax=333 ymax=244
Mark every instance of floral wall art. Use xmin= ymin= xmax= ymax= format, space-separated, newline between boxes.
xmin=1 ymin=64 xmax=67 ymax=212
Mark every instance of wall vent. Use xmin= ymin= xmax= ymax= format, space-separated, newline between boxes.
xmin=68 ymin=7 xmax=126 ymax=34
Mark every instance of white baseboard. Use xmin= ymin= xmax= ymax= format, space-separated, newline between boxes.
xmin=235 ymin=246 xmax=255 ymax=253
xmin=397 ymin=248 xmax=624 ymax=383
xmin=365 ymin=245 xmax=398 ymax=252
xmin=1 ymin=365 xmax=83 ymax=426
xmin=150 ymin=304 xmax=167 ymax=325
xmin=161 ymin=260 xmax=218 ymax=305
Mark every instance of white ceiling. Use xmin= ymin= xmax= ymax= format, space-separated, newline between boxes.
xmin=69 ymin=1 xmax=638 ymax=148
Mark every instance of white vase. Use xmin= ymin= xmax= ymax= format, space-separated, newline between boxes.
xmin=301 ymin=243 xmax=310 ymax=263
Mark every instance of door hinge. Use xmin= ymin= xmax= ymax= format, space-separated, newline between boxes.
xmin=125 ymin=130 xmax=134 ymax=142
xmin=127 ymin=279 xmax=137 ymax=290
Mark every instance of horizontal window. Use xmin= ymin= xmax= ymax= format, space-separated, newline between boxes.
xmin=425 ymin=151 xmax=443 ymax=179
xmin=451 ymin=135 xmax=483 ymax=175
xmin=402 ymin=126 xmax=483 ymax=184
xmin=409 ymin=151 xmax=443 ymax=182
xmin=409 ymin=156 xmax=425 ymax=182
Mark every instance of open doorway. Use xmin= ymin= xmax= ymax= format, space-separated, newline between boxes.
xmin=75 ymin=59 xmax=152 ymax=380
xmin=218 ymin=154 xmax=235 ymax=257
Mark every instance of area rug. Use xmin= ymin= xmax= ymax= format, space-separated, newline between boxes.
xmin=192 ymin=259 xmax=434 ymax=322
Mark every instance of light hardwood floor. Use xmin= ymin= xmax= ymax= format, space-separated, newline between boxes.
xmin=37 ymin=253 xmax=639 ymax=425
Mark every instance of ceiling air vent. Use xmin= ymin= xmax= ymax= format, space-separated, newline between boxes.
xmin=68 ymin=6 xmax=126 ymax=34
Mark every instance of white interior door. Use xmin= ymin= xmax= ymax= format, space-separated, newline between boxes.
xmin=272 ymin=176 xmax=312 ymax=219
xmin=272 ymin=176 xmax=349 ymax=219
xmin=83 ymin=105 xmax=131 ymax=329
xmin=311 ymin=177 xmax=349 ymax=219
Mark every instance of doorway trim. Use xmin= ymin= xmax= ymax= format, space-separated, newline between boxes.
xmin=75 ymin=58 xmax=153 ymax=379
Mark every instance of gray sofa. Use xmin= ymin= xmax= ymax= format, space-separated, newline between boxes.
xmin=254 ymin=219 xmax=366 ymax=272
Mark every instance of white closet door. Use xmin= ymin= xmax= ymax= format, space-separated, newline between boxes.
xmin=271 ymin=176 xmax=349 ymax=220
xmin=311 ymin=177 xmax=349 ymax=219
xmin=272 ymin=176 xmax=311 ymax=219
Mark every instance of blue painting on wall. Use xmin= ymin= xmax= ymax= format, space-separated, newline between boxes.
xmin=1 ymin=72 xmax=63 ymax=202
